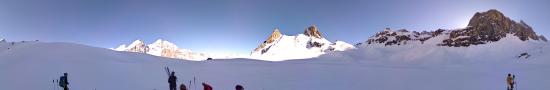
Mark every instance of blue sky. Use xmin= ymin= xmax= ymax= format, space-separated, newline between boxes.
xmin=0 ymin=0 xmax=549 ymax=55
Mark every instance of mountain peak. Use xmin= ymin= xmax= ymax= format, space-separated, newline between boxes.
xmin=440 ymin=9 xmax=545 ymax=47
xmin=253 ymin=28 xmax=283 ymax=53
xmin=304 ymin=25 xmax=323 ymax=38
xmin=113 ymin=39 xmax=210 ymax=60
xmin=153 ymin=39 xmax=164 ymax=44
xmin=360 ymin=9 xmax=546 ymax=47
xmin=268 ymin=28 xmax=283 ymax=44
xmin=251 ymin=26 xmax=355 ymax=61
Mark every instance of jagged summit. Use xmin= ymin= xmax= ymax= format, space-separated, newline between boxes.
xmin=251 ymin=25 xmax=355 ymax=61
xmin=112 ymin=39 xmax=209 ymax=61
xmin=304 ymin=25 xmax=323 ymax=38
xmin=253 ymin=28 xmax=283 ymax=53
xmin=467 ymin=9 xmax=539 ymax=41
xmin=441 ymin=9 xmax=545 ymax=46
xmin=126 ymin=40 xmax=148 ymax=53
xmin=360 ymin=9 xmax=547 ymax=47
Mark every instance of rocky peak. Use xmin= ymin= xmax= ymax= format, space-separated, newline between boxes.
xmin=440 ymin=9 xmax=544 ymax=47
xmin=253 ymin=28 xmax=283 ymax=53
xmin=468 ymin=9 xmax=539 ymax=41
xmin=126 ymin=40 xmax=149 ymax=53
xmin=266 ymin=28 xmax=283 ymax=44
xmin=304 ymin=25 xmax=323 ymax=38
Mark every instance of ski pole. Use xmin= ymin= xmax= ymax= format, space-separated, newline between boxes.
xmin=194 ymin=77 xmax=196 ymax=90
xmin=56 ymin=80 xmax=59 ymax=90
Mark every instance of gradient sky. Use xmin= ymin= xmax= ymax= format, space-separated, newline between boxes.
xmin=0 ymin=0 xmax=549 ymax=55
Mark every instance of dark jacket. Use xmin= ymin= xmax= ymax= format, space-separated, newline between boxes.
xmin=202 ymin=83 xmax=212 ymax=90
xmin=59 ymin=76 xmax=69 ymax=87
xmin=168 ymin=75 xmax=177 ymax=86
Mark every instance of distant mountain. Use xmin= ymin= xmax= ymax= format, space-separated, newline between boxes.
xmin=357 ymin=9 xmax=547 ymax=47
xmin=250 ymin=25 xmax=355 ymax=61
xmin=112 ymin=39 xmax=209 ymax=61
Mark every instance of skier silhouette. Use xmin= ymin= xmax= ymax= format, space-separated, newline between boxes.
xmin=59 ymin=73 xmax=69 ymax=90
xmin=506 ymin=73 xmax=516 ymax=90
xmin=168 ymin=72 xmax=177 ymax=90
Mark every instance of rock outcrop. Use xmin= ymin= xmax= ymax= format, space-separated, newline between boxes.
xmin=253 ymin=28 xmax=283 ymax=54
xmin=361 ymin=28 xmax=437 ymax=46
xmin=304 ymin=25 xmax=323 ymax=38
xmin=361 ymin=9 xmax=546 ymax=47
xmin=126 ymin=40 xmax=149 ymax=53
xmin=440 ymin=9 xmax=543 ymax=47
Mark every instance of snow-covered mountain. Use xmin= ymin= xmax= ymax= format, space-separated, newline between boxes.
xmin=357 ymin=9 xmax=547 ymax=48
xmin=348 ymin=9 xmax=549 ymax=63
xmin=112 ymin=39 xmax=210 ymax=61
xmin=250 ymin=25 xmax=355 ymax=61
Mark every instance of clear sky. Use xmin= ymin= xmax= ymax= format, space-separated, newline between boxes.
xmin=0 ymin=0 xmax=549 ymax=55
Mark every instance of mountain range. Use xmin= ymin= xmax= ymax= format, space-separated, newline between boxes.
xmin=111 ymin=39 xmax=209 ymax=61
xmin=2 ymin=9 xmax=550 ymax=90
xmin=110 ymin=9 xmax=546 ymax=61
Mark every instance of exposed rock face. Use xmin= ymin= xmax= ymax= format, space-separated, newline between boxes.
xmin=440 ymin=9 xmax=543 ymax=47
xmin=253 ymin=28 xmax=283 ymax=54
xmin=266 ymin=28 xmax=283 ymax=44
xmin=362 ymin=28 xmax=437 ymax=46
xmin=362 ymin=9 xmax=546 ymax=47
xmin=126 ymin=40 xmax=149 ymax=53
xmin=304 ymin=25 xmax=323 ymax=38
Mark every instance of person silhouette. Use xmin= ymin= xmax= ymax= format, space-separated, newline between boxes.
xmin=168 ymin=72 xmax=177 ymax=90
xmin=59 ymin=73 xmax=69 ymax=90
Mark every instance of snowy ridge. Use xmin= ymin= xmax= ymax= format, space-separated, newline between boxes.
xmin=250 ymin=25 xmax=355 ymax=61
xmin=112 ymin=39 xmax=209 ymax=61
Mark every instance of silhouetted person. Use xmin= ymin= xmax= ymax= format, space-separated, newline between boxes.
xmin=235 ymin=85 xmax=244 ymax=90
xmin=202 ymin=82 xmax=212 ymax=90
xmin=59 ymin=73 xmax=69 ymax=90
xmin=168 ymin=72 xmax=177 ymax=90
xmin=506 ymin=73 xmax=516 ymax=90
xmin=180 ymin=84 xmax=187 ymax=90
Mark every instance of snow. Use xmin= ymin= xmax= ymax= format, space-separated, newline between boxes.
xmin=1 ymin=39 xmax=549 ymax=90
xmin=250 ymin=34 xmax=355 ymax=61
xmin=113 ymin=44 xmax=127 ymax=51
xmin=113 ymin=39 xmax=210 ymax=61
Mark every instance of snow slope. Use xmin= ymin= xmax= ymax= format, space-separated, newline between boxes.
xmin=250 ymin=27 xmax=355 ymax=61
xmin=1 ymin=41 xmax=550 ymax=90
